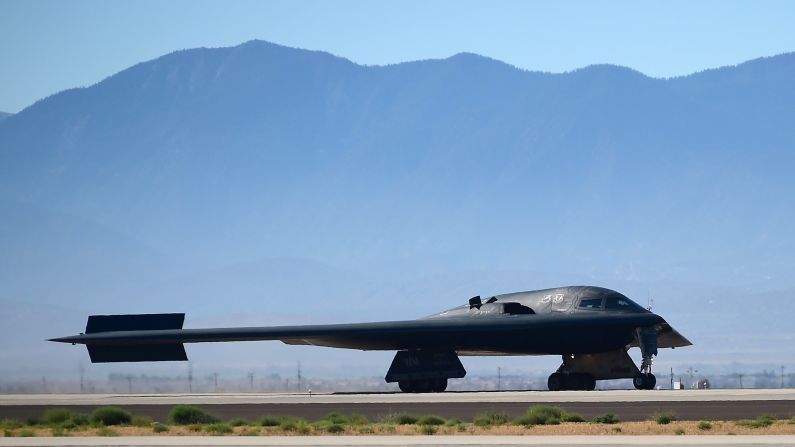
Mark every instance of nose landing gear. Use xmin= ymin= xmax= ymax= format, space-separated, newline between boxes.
xmin=634 ymin=327 xmax=658 ymax=390
xmin=633 ymin=372 xmax=657 ymax=390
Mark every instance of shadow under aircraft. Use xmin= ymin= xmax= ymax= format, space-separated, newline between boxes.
xmin=51 ymin=286 xmax=691 ymax=392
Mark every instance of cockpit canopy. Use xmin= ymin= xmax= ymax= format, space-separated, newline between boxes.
xmin=576 ymin=291 xmax=646 ymax=312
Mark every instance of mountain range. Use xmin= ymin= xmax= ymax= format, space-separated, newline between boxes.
xmin=1 ymin=41 xmax=794 ymax=380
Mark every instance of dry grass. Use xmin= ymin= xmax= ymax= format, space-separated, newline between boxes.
xmin=4 ymin=420 xmax=795 ymax=437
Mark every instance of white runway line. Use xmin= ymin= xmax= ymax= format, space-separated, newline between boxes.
xmin=2 ymin=435 xmax=795 ymax=446
xmin=2 ymin=389 xmax=795 ymax=406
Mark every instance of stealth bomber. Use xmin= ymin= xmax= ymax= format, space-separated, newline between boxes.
xmin=51 ymin=286 xmax=690 ymax=391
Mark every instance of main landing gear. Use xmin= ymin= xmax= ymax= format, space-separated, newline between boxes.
xmin=398 ymin=378 xmax=448 ymax=393
xmin=547 ymin=372 xmax=596 ymax=391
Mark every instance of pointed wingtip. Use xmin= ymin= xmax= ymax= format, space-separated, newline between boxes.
xmin=48 ymin=336 xmax=81 ymax=344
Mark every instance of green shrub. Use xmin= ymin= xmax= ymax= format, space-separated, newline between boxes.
xmin=561 ymin=412 xmax=585 ymax=423
xmin=3 ymin=429 xmax=13 ymax=437
xmin=51 ymin=427 xmax=66 ymax=437
xmin=153 ymin=423 xmax=169 ymax=433
xmin=592 ymin=413 xmax=620 ymax=424
xmin=71 ymin=414 xmax=90 ymax=426
xmin=654 ymin=411 xmax=676 ymax=425
xmin=420 ymin=424 xmax=437 ymax=435
xmin=674 ymin=427 xmax=685 ymax=435
xmin=258 ymin=415 xmax=283 ymax=427
xmin=131 ymin=415 xmax=153 ymax=427
xmin=18 ymin=429 xmax=35 ymax=437
xmin=697 ymin=421 xmax=712 ymax=430
xmin=240 ymin=428 xmax=260 ymax=436
xmin=168 ymin=405 xmax=218 ymax=425
xmin=326 ymin=423 xmax=345 ymax=433
xmin=736 ymin=415 xmax=776 ymax=428
xmin=322 ymin=412 xmax=349 ymax=424
xmin=44 ymin=408 xmax=72 ymax=425
xmin=445 ymin=418 xmax=462 ymax=426
xmin=228 ymin=418 xmax=248 ymax=427
xmin=295 ymin=420 xmax=311 ymax=434
xmin=59 ymin=421 xmax=77 ymax=430
xmin=90 ymin=407 xmax=132 ymax=426
xmin=387 ymin=412 xmax=419 ymax=425
xmin=205 ymin=423 xmax=233 ymax=434
xmin=0 ymin=419 xmax=23 ymax=429
xmin=188 ymin=424 xmax=204 ymax=432
xmin=25 ymin=416 xmax=41 ymax=425
xmin=280 ymin=418 xmax=310 ymax=434
xmin=515 ymin=405 xmax=564 ymax=426
xmin=473 ymin=411 xmax=509 ymax=427
xmin=357 ymin=425 xmax=375 ymax=433
xmin=416 ymin=415 xmax=446 ymax=426
xmin=96 ymin=427 xmax=118 ymax=436
xmin=347 ymin=413 xmax=369 ymax=425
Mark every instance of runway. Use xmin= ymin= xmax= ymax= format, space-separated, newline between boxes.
xmin=2 ymin=389 xmax=795 ymax=422
xmin=2 ymin=436 xmax=795 ymax=446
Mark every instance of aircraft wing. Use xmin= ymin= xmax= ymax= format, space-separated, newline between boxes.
xmin=49 ymin=312 xmax=667 ymax=363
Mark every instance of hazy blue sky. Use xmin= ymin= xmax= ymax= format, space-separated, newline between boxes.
xmin=1 ymin=0 xmax=794 ymax=112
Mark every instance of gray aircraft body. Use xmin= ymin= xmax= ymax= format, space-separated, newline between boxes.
xmin=51 ymin=286 xmax=691 ymax=392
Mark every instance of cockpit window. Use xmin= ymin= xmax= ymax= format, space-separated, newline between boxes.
xmin=578 ymin=298 xmax=603 ymax=309
xmin=605 ymin=296 xmax=631 ymax=309
xmin=604 ymin=294 xmax=645 ymax=311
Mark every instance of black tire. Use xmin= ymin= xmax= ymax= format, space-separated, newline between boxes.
xmin=646 ymin=373 xmax=657 ymax=390
xmin=548 ymin=372 xmax=563 ymax=391
xmin=415 ymin=379 xmax=432 ymax=393
xmin=583 ymin=374 xmax=597 ymax=391
xmin=398 ymin=381 xmax=414 ymax=393
xmin=432 ymin=378 xmax=448 ymax=392
xmin=563 ymin=373 xmax=581 ymax=391
xmin=633 ymin=373 xmax=648 ymax=390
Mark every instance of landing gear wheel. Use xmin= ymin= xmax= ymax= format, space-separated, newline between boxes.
xmin=398 ymin=381 xmax=414 ymax=392
xmin=547 ymin=372 xmax=563 ymax=391
xmin=633 ymin=373 xmax=656 ymax=390
xmin=646 ymin=373 xmax=657 ymax=390
xmin=633 ymin=373 xmax=648 ymax=390
xmin=431 ymin=378 xmax=448 ymax=392
xmin=583 ymin=374 xmax=596 ymax=391
xmin=415 ymin=379 xmax=432 ymax=393
xmin=564 ymin=373 xmax=581 ymax=390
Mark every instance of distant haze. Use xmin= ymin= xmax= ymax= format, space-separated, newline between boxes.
xmin=1 ymin=41 xmax=793 ymax=384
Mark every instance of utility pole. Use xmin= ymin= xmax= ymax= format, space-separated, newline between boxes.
xmin=213 ymin=372 xmax=219 ymax=392
xmin=670 ymin=368 xmax=674 ymax=390
xmin=79 ymin=362 xmax=85 ymax=393
xmin=127 ymin=375 xmax=133 ymax=393
xmin=738 ymin=373 xmax=744 ymax=389
xmin=248 ymin=372 xmax=255 ymax=392
xmin=188 ymin=363 xmax=193 ymax=393
xmin=782 ymin=366 xmax=786 ymax=388
xmin=497 ymin=367 xmax=502 ymax=391
xmin=296 ymin=362 xmax=302 ymax=392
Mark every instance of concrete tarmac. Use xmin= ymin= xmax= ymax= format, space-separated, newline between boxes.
xmin=2 ymin=390 xmax=795 ymax=422
xmin=3 ymin=435 xmax=795 ymax=446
